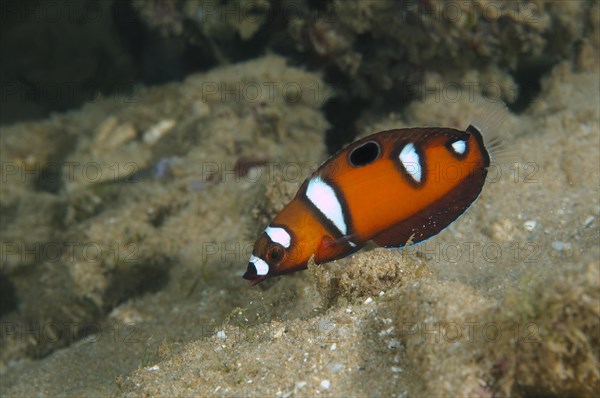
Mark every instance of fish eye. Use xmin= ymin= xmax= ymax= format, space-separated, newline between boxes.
xmin=349 ymin=141 xmax=380 ymax=167
xmin=267 ymin=246 xmax=283 ymax=262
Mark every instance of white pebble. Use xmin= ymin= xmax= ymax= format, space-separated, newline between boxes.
xmin=551 ymin=241 xmax=572 ymax=252
xmin=388 ymin=339 xmax=401 ymax=349
xmin=391 ymin=366 xmax=403 ymax=373
xmin=147 ymin=365 xmax=160 ymax=371
xmin=216 ymin=330 xmax=227 ymax=340
xmin=295 ymin=381 xmax=307 ymax=390
xmin=320 ymin=380 xmax=330 ymax=389
xmin=523 ymin=220 xmax=537 ymax=231
xmin=273 ymin=327 xmax=284 ymax=339
xmin=379 ymin=327 xmax=394 ymax=336
xmin=330 ymin=343 xmax=337 ymax=351
xmin=363 ymin=297 xmax=373 ymax=305
xmin=328 ymin=363 xmax=344 ymax=373
xmin=143 ymin=119 xmax=176 ymax=145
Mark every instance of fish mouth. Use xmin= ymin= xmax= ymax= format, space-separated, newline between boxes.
xmin=242 ymin=262 xmax=269 ymax=285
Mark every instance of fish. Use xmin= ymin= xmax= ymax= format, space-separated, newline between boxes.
xmin=243 ymin=107 xmax=506 ymax=285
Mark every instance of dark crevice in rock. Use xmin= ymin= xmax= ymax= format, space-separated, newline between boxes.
xmin=0 ymin=271 xmax=18 ymax=316
xmin=323 ymin=97 xmax=370 ymax=154
xmin=509 ymin=57 xmax=556 ymax=113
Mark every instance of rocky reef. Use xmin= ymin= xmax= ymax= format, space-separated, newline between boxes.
xmin=1 ymin=55 xmax=329 ymax=360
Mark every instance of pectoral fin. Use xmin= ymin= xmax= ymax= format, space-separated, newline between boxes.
xmin=315 ymin=234 xmax=362 ymax=264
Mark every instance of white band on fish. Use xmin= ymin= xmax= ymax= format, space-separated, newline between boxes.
xmin=249 ymin=255 xmax=269 ymax=275
xmin=265 ymin=226 xmax=291 ymax=248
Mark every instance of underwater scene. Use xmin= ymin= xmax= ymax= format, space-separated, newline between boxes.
xmin=1 ymin=0 xmax=598 ymax=397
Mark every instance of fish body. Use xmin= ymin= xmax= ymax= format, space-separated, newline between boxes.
xmin=244 ymin=124 xmax=491 ymax=285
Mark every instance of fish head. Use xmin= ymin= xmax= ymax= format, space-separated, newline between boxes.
xmin=243 ymin=234 xmax=288 ymax=285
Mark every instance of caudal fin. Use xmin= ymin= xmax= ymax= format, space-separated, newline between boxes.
xmin=469 ymin=100 xmax=517 ymax=166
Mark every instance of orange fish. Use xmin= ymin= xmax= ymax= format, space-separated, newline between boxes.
xmin=244 ymin=111 xmax=503 ymax=285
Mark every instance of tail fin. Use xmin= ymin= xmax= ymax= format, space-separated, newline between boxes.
xmin=469 ymin=100 xmax=517 ymax=166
